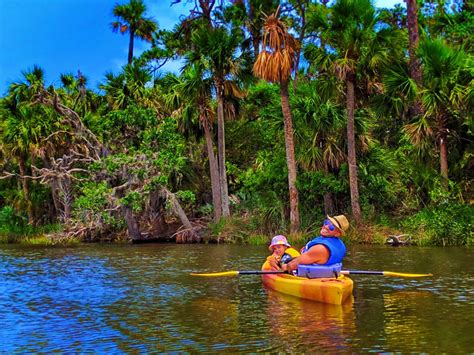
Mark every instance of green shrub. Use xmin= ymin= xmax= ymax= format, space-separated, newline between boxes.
xmin=402 ymin=203 xmax=474 ymax=246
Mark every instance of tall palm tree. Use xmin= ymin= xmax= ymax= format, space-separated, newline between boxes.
xmin=254 ymin=7 xmax=301 ymax=232
xmin=305 ymin=0 xmax=398 ymax=223
xmin=187 ymin=26 xmax=247 ymax=218
xmin=111 ymin=0 xmax=157 ymax=65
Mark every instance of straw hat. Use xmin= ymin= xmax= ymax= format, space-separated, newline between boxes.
xmin=268 ymin=235 xmax=291 ymax=251
xmin=327 ymin=215 xmax=350 ymax=235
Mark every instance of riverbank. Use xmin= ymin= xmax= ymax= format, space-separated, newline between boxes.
xmin=0 ymin=217 xmax=458 ymax=246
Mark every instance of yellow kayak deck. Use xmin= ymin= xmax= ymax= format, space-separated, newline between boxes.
xmin=261 ymin=262 xmax=353 ymax=305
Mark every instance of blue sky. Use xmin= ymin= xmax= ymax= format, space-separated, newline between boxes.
xmin=0 ymin=0 xmax=403 ymax=96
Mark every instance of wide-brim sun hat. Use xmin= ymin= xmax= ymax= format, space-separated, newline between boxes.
xmin=327 ymin=215 xmax=350 ymax=235
xmin=269 ymin=235 xmax=291 ymax=251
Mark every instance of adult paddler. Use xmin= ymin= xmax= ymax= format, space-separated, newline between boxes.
xmin=274 ymin=215 xmax=350 ymax=273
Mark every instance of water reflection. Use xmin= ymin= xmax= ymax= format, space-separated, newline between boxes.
xmin=1 ymin=244 xmax=473 ymax=352
xmin=264 ymin=288 xmax=356 ymax=352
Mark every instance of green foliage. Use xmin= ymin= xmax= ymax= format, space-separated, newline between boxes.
xmin=176 ymin=190 xmax=196 ymax=204
xmin=96 ymin=104 xmax=158 ymax=149
xmin=358 ymin=145 xmax=406 ymax=214
xmin=0 ymin=206 xmax=61 ymax=243
xmin=120 ymin=191 xmax=143 ymax=213
xmin=402 ymin=203 xmax=474 ymax=246
xmin=1 ymin=0 xmax=472 ymax=245
xmin=73 ymin=182 xmax=123 ymax=229
xmin=74 ymin=182 xmax=108 ymax=211
xmin=0 ymin=206 xmax=26 ymax=235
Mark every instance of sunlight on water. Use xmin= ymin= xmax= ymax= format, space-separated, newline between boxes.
xmin=0 ymin=244 xmax=473 ymax=352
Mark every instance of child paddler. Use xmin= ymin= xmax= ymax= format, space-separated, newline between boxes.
xmin=266 ymin=235 xmax=300 ymax=269
xmin=281 ymin=215 xmax=350 ymax=273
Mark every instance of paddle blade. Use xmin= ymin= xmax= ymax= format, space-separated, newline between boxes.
xmin=190 ymin=271 xmax=240 ymax=277
xmin=383 ymin=271 xmax=433 ymax=278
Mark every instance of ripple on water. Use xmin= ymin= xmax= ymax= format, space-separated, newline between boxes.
xmin=1 ymin=244 xmax=473 ymax=353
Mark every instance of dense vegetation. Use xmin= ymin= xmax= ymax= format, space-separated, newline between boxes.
xmin=0 ymin=0 xmax=472 ymax=246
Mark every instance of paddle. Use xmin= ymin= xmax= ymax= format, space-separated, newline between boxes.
xmin=191 ymin=269 xmax=432 ymax=278
xmin=340 ymin=270 xmax=432 ymax=278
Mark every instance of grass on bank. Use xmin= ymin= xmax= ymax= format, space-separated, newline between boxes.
xmin=2 ymin=202 xmax=472 ymax=246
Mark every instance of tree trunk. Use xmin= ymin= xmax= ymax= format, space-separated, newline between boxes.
xmin=203 ymin=116 xmax=222 ymax=221
xmin=439 ymin=135 xmax=449 ymax=188
xmin=248 ymin=2 xmax=260 ymax=57
xmin=280 ymin=80 xmax=300 ymax=233
xmin=59 ymin=176 xmax=73 ymax=222
xmin=18 ymin=157 xmax=34 ymax=225
xmin=346 ymin=77 xmax=362 ymax=223
xmin=43 ymin=157 xmax=61 ymax=221
xmin=165 ymin=188 xmax=200 ymax=243
xmin=128 ymin=30 xmax=135 ymax=65
xmin=293 ymin=1 xmax=306 ymax=90
xmin=406 ymin=0 xmax=423 ymax=118
xmin=323 ymin=192 xmax=335 ymax=216
xmin=216 ymin=82 xmax=230 ymax=217
xmin=122 ymin=205 xmax=142 ymax=240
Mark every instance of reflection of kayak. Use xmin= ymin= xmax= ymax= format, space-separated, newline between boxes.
xmin=261 ymin=261 xmax=354 ymax=305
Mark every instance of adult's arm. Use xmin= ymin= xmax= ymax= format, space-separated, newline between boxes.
xmin=283 ymin=244 xmax=330 ymax=272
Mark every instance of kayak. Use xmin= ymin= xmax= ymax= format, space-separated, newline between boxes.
xmin=261 ymin=261 xmax=354 ymax=305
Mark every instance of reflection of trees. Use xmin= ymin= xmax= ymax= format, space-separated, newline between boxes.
xmin=382 ymin=290 xmax=472 ymax=352
xmin=265 ymin=291 xmax=356 ymax=352
xmin=383 ymin=291 xmax=433 ymax=348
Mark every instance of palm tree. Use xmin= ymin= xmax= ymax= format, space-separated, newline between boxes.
xmin=163 ymin=66 xmax=223 ymax=221
xmin=226 ymin=0 xmax=279 ymax=57
xmin=305 ymin=0 xmax=399 ymax=223
xmin=100 ymin=63 xmax=151 ymax=110
xmin=292 ymin=83 xmax=346 ymax=215
xmin=187 ymin=25 xmax=247 ymax=218
xmin=1 ymin=66 xmax=51 ymax=225
xmin=111 ymin=0 xmax=157 ymax=65
xmin=253 ymin=7 xmax=300 ymax=232
xmin=405 ymin=38 xmax=470 ymax=184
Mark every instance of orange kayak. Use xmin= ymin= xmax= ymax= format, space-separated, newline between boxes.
xmin=261 ymin=261 xmax=354 ymax=305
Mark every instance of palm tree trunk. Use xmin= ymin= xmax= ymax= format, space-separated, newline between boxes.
xmin=346 ymin=77 xmax=362 ymax=223
xmin=406 ymin=0 xmax=423 ymax=118
xmin=439 ymin=135 xmax=449 ymax=187
xmin=18 ymin=157 xmax=34 ymax=225
xmin=280 ymin=80 xmax=300 ymax=233
xmin=406 ymin=0 xmax=422 ymax=85
xmin=203 ymin=117 xmax=222 ymax=221
xmin=128 ymin=30 xmax=135 ymax=64
xmin=293 ymin=2 xmax=306 ymax=90
xmin=216 ymin=83 xmax=230 ymax=217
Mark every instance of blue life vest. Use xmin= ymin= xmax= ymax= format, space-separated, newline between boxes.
xmin=301 ymin=236 xmax=346 ymax=265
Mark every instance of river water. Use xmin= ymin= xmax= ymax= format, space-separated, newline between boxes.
xmin=1 ymin=243 xmax=473 ymax=352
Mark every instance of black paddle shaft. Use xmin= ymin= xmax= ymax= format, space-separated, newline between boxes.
xmin=344 ymin=270 xmax=384 ymax=275
xmin=239 ymin=270 xmax=286 ymax=275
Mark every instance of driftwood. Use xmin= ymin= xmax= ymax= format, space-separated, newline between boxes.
xmin=163 ymin=187 xmax=200 ymax=243
xmin=386 ymin=234 xmax=412 ymax=246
